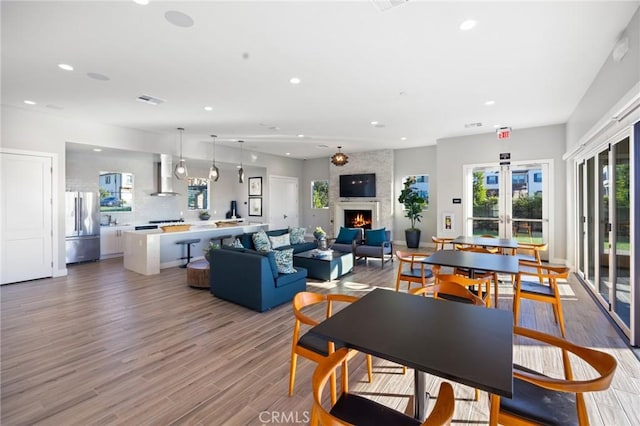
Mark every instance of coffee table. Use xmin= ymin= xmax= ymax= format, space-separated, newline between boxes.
xmin=293 ymin=249 xmax=353 ymax=281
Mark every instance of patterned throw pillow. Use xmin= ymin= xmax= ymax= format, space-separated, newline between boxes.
xmin=269 ymin=233 xmax=291 ymax=249
xmin=289 ymin=227 xmax=306 ymax=245
xmin=252 ymin=230 xmax=271 ymax=252
xmin=231 ymin=238 xmax=244 ymax=248
xmin=274 ymin=248 xmax=296 ymax=274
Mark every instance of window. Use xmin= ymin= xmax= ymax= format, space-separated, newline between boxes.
xmin=99 ymin=171 xmax=133 ymax=212
xmin=486 ymin=175 xmax=498 ymax=185
xmin=187 ymin=177 xmax=209 ymax=210
xmin=533 ymin=172 xmax=542 ymax=183
xmin=311 ymin=180 xmax=328 ymax=209
xmin=402 ymin=174 xmax=429 ymax=209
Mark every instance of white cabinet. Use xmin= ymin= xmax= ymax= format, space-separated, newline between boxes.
xmin=101 ymin=226 xmax=133 ymax=258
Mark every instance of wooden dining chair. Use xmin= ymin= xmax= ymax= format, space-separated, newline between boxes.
xmin=289 ymin=292 xmax=373 ymax=405
xmin=311 ymin=347 xmax=456 ymax=426
xmin=395 ymin=250 xmax=437 ymax=292
xmin=433 ymin=273 xmax=492 ymax=308
xmin=431 ymin=236 xmax=454 ymax=251
xmin=511 ymin=242 xmax=548 ymax=264
xmin=409 ymin=281 xmax=485 ymax=306
xmin=452 ymin=246 xmax=501 ymax=307
xmin=477 ymin=234 xmax=501 ymax=253
xmin=513 ymin=260 xmax=570 ymax=337
xmin=489 ymin=326 xmax=617 ymax=426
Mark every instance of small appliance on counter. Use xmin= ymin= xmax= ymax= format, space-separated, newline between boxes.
xmin=65 ymin=191 xmax=100 ymax=263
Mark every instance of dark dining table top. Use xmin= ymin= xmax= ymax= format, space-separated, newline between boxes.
xmin=310 ymin=288 xmax=514 ymax=398
xmin=423 ymin=249 xmax=519 ymax=275
xmin=452 ymin=236 xmax=518 ymax=249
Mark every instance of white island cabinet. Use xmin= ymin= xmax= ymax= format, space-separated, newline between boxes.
xmin=100 ymin=225 xmax=134 ymax=258
xmin=123 ymin=222 xmax=268 ymax=275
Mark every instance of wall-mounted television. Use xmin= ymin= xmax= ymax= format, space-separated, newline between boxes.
xmin=339 ymin=173 xmax=376 ymax=198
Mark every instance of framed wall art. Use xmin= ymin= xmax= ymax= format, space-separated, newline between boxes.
xmin=249 ymin=177 xmax=262 ymax=196
xmin=249 ymin=197 xmax=263 ymax=216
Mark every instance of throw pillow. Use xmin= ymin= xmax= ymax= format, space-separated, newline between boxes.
xmin=269 ymin=233 xmax=291 ymax=249
xmin=289 ymin=227 xmax=306 ymax=245
xmin=365 ymin=228 xmax=387 ymax=246
xmin=252 ymin=230 xmax=271 ymax=252
xmin=274 ymin=248 xmax=297 ymax=274
xmin=335 ymin=227 xmax=359 ymax=244
xmin=231 ymin=238 xmax=244 ymax=248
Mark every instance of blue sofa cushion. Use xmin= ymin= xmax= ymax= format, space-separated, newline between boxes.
xmin=266 ymin=228 xmax=288 ymax=237
xmin=252 ymin=230 xmax=272 ymax=252
xmin=238 ymin=233 xmax=255 ymax=250
xmin=335 ymin=227 xmax=360 ymax=244
xmin=259 ymin=251 xmax=280 ymax=279
xmin=365 ymin=228 xmax=387 ymax=246
xmin=289 ymin=227 xmax=306 ymax=245
xmin=274 ymin=248 xmax=297 ymax=274
xmin=275 ymin=267 xmax=308 ymax=288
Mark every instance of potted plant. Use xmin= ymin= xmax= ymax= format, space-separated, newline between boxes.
xmin=398 ymin=176 xmax=426 ymax=248
xmin=204 ymin=241 xmax=220 ymax=262
xmin=313 ymin=226 xmax=326 ymax=240
xmin=199 ymin=210 xmax=211 ymax=220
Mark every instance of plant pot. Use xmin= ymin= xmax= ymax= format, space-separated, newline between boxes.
xmin=199 ymin=214 xmax=210 ymax=221
xmin=404 ymin=229 xmax=421 ymax=248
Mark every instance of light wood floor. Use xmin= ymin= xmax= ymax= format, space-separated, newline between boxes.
xmin=2 ymin=255 xmax=639 ymax=425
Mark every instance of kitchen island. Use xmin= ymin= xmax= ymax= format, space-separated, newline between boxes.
xmin=123 ymin=221 xmax=268 ymax=275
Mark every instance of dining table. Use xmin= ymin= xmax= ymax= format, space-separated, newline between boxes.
xmin=423 ymin=249 xmax=519 ymax=279
xmin=309 ymin=288 xmax=514 ymax=421
xmin=451 ymin=235 xmax=518 ymax=251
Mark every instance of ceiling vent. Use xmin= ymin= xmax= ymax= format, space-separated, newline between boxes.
xmin=372 ymin=0 xmax=409 ymax=12
xmin=464 ymin=122 xmax=483 ymax=128
xmin=137 ymin=95 xmax=165 ymax=105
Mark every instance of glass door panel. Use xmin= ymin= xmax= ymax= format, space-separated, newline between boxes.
xmin=586 ymin=157 xmax=596 ymax=285
xmin=471 ymin=167 xmax=500 ymax=237
xmin=511 ymin=164 xmax=544 ymax=244
xmin=577 ymin=163 xmax=584 ymax=275
xmin=598 ymin=149 xmax=610 ymax=302
xmin=613 ymin=138 xmax=630 ymax=327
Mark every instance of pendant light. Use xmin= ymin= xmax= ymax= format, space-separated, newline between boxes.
xmin=208 ymin=134 xmax=220 ymax=182
xmin=238 ymin=140 xmax=245 ymax=183
xmin=330 ymin=146 xmax=349 ymax=166
xmin=174 ymin=127 xmax=188 ymax=179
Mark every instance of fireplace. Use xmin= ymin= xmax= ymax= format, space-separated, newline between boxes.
xmin=345 ymin=209 xmax=372 ymax=230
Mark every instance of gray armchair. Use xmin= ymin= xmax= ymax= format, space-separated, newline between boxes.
xmin=355 ymin=229 xmax=393 ymax=269
xmin=328 ymin=228 xmax=363 ymax=267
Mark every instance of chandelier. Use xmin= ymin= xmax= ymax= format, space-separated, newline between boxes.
xmin=331 ymin=146 xmax=349 ymax=166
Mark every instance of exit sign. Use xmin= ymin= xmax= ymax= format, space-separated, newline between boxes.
xmin=497 ymin=127 xmax=511 ymax=140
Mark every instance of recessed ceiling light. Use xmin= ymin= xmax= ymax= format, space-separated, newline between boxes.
xmin=204 ymin=106 xmax=213 ymax=111
xmin=494 ymin=124 xmax=501 ymax=128
xmin=297 ymin=134 xmax=304 ymax=138
xmin=485 ymin=100 xmax=495 ymax=106
xmin=165 ymin=10 xmax=194 ymax=28
xmin=370 ymin=121 xmax=379 ymax=125
xmin=24 ymin=100 xmax=36 ymax=105
xmin=133 ymin=0 xmax=149 ymax=5
xmin=93 ymin=148 xmax=102 ymax=152
xmin=460 ymin=19 xmax=477 ymax=31
xmin=285 ymin=152 xmax=291 ymax=156
xmin=58 ymin=63 xmax=74 ymax=71
xmin=87 ymin=72 xmax=110 ymax=81
xmin=289 ymin=77 xmax=301 ymax=85
xmin=400 ymin=137 xmax=407 ymax=141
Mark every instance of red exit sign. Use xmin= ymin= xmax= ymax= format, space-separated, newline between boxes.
xmin=497 ymin=127 xmax=511 ymax=140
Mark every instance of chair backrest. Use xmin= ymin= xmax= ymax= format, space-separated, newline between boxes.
xmin=514 ymin=243 xmax=548 ymax=261
xmin=410 ymin=281 xmax=485 ymax=306
xmin=432 ymin=236 xmax=453 ymax=251
xmin=517 ymin=260 xmax=569 ymax=284
xmin=396 ymin=250 xmax=430 ymax=265
xmin=292 ymin=291 xmax=359 ymax=326
xmin=311 ymin=348 xmax=455 ymax=426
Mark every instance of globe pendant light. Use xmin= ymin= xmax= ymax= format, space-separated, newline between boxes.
xmin=174 ymin=127 xmax=188 ymax=179
xmin=238 ymin=140 xmax=245 ymax=183
xmin=208 ymin=134 xmax=220 ymax=182
xmin=330 ymin=146 xmax=349 ymax=166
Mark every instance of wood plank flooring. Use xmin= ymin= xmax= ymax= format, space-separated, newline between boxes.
xmin=2 ymin=254 xmax=639 ymax=425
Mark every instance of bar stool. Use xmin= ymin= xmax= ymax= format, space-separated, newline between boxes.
xmin=209 ymin=234 xmax=233 ymax=247
xmin=176 ymin=238 xmax=200 ymax=268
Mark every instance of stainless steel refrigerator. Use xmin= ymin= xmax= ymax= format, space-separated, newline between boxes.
xmin=65 ymin=191 xmax=100 ymax=263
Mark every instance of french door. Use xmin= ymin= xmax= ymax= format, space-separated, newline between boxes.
xmin=464 ymin=161 xmax=550 ymax=250
xmin=577 ymin=134 xmax=633 ymax=339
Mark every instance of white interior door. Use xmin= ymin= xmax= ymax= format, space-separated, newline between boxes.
xmin=1 ymin=152 xmax=53 ymax=284
xmin=268 ymin=176 xmax=299 ymax=230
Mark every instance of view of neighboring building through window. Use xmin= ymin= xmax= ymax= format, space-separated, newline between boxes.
xmin=311 ymin=180 xmax=328 ymax=208
xmin=188 ymin=177 xmax=209 ymax=210
xmin=99 ymin=171 xmax=133 ymax=212
xmin=486 ymin=175 xmax=498 ymax=185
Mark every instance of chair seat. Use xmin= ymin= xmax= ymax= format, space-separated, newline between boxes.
xmin=501 ymin=364 xmax=578 ymax=426
xmin=298 ymin=331 xmax=345 ymax=356
xmin=516 ymin=280 xmax=555 ymax=296
xmin=399 ymin=267 xmax=434 ymax=279
xmin=330 ymin=392 xmax=421 ymax=426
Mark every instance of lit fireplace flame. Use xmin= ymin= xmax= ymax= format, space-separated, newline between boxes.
xmin=351 ymin=213 xmax=371 ymax=228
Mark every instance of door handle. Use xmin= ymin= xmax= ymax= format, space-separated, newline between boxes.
xmin=506 ymin=215 xmax=512 ymax=224
xmin=499 ymin=215 xmax=504 ymax=224
xmin=283 ymin=214 xmax=288 ymax=219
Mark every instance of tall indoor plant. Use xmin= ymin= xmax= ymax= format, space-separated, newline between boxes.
xmin=398 ymin=176 xmax=426 ymax=248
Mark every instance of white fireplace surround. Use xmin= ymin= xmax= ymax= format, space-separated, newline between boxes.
xmin=334 ymin=201 xmax=380 ymax=236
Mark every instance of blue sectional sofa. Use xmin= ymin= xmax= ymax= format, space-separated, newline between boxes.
xmin=209 ymin=247 xmax=307 ymax=312
xmin=236 ymin=228 xmax=317 ymax=253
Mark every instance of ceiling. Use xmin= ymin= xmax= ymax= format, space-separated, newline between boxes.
xmin=2 ymin=1 xmax=638 ymax=159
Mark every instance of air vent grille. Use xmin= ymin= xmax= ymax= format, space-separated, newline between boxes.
xmin=372 ymin=0 xmax=409 ymax=12
xmin=137 ymin=95 xmax=165 ymax=105
xmin=464 ymin=122 xmax=483 ymax=128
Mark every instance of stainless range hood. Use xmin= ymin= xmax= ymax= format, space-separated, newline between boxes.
xmin=150 ymin=154 xmax=181 ymax=196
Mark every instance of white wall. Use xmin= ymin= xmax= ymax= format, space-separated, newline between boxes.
xmin=436 ymin=124 xmax=567 ymax=261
